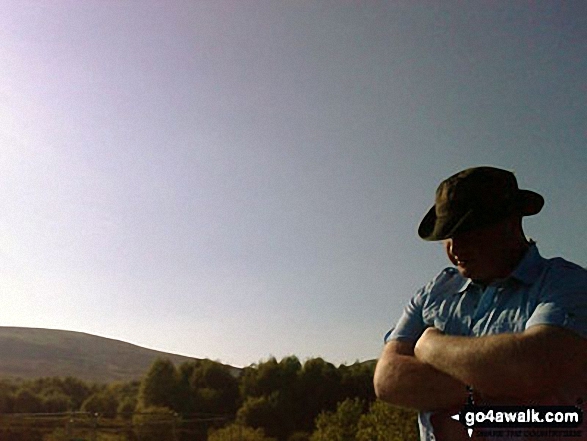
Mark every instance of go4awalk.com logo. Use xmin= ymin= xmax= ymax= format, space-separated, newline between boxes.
xmin=451 ymin=404 xmax=583 ymax=438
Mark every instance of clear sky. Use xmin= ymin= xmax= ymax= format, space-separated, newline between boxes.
xmin=1 ymin=1 xmax=585 ymax=368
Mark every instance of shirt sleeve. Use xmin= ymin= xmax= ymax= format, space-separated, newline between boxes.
xmin=385 ymin=286 xmax=427 ymax=343
xmin=384 ymin=268 xmax=463 ymax=343
xmin=525 ymin=262 xmax=587 ymax=338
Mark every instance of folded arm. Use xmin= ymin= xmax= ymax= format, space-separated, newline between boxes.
xmin=373 ymin=339 xmax=469 ymax=411
xmin=414 ymin=324 xmax=587 ymax=399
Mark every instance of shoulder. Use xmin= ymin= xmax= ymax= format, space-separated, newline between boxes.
xmin=545 ymin=256 xmax=587 ymax=273
xmin=422 ymin=267 xmax=468 ymax=300
xmin=541 ymin=256 xmax=587 ymax=288
xmin=525 ymin=256 xmax=587 ymax=337
xmin=529 ymin=256 xmax=587 ymax=309
xmin=519 ymin=245 xmax=586 ymax=292
xmin=428 ymin=267 xmax=461 ymax=285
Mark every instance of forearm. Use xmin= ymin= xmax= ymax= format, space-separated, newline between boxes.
xmin=414 ymin=326 xmax=586 ymax=399
xmin=415 ymin=332 xmax=529 ymax=395
xmin=374 ymin=341 xmax=469 ymax=411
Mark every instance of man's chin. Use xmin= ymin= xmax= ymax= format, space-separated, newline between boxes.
xmin=457 ymin=265 xmax=476 ymax=280
xmin=458 ymin=266 xmax=493 ymax=284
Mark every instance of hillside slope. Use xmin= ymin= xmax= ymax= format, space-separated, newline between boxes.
xmin=0 ymin=327 xmax=237 ymax=383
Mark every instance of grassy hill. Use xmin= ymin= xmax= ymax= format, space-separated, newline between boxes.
xmin=0 ymin=327 xmax=239 ymax=383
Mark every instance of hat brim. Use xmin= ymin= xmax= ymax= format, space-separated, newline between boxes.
xmin=418 ymin=189 xmax=544 ymax=241
xmin=418 ymin=207 xmax=474 ymax=241
xmin=518 ymin=190 xmax=544 ymax=216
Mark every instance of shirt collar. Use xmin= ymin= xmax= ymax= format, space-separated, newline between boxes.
xmin=457 ymin=278 xmax=473 ymax=293
xmin=455 ymin=243 xmax=545 ymax=292
xmin=508 ymin=242 xmax=545 ymax=285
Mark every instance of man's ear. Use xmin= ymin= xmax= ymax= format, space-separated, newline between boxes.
xmin=444 ymin=240 xmax=459 ymax=266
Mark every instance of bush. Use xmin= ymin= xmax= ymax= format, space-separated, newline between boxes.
xmin=310 ymin=398 xmax=364 ymax=441
xmin=356 ymin=400 xmax=419 ymax=441
xmin=208 ymin=423 xmax=276 ymax=441
xmin=132 ymin=405 xmax=177 ymax=441
xmin=81 ymin=391 xmax=119 ymax=418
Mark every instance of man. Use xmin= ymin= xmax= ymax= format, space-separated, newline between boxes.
xmin=373 ymin=167 xmax=587 ymax=441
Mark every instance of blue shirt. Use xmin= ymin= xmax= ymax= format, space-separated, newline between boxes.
xmin=387 ymin=244 xmax=587 ymax=440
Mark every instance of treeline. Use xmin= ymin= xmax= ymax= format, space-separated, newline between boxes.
xmin=0 ymin=356 xmax=418 ymax=440
xmin=0 ymin=376 xmax=132 ymax=415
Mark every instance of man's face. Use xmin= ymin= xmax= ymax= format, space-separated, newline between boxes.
xmin=443 ymin=219 xmax=518 ymax=284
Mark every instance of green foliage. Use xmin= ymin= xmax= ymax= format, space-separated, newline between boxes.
xmin=117 ymin=396 xmax=138 ymax=419
xmin=108 ymin=381 xmax=140 ymax=418
xmin=237 ymin=393 xmax=281 ymax=435
xmin=309 ymin=399 xmax=418 ymax=441
xmin=208 ymin=423 xmax=276 ymax=441
xmin=132 ymin=405 xmax=177 ymax=441
xmin=188 ymin=359 xmax=240 ymax=415
xmin=287 ymin=432 xmax=311 ymax=441
xmin=45 ymin=427 xmax=128 ymax=441
xmin=0 ymin=355 xmax=411 ymax=441
xmin=297 ymin=358 xmax=343 ymax=431
xmin=310 ymin=398 xmax=364 ymax=441
xmin=239 ymin=355 xmax=302 ymax=404
xmin=29 ymin=376 xmax=94 ymax=409
xmin=61 ymin=376 xmax=95 ymax=408
xmin=0 ymin=381 xmax=15 ymax=413
xmin=138 ymin=358 xmax=179 ymax=410
xmin=338 ymin=361 xmax=376 ymax=403
xmin=0 ymin=377 xmax=92 ymax=414
xmin=356 ymin=400 xmax=419 ymax=441
xmin=236 ymin=356 xmax=377 ymax=439
xmin=81 ymin=389 xmax=119 ymax=418
xmin=137 ymin=356 xmax=239 ymax=419
xmin=239 ymin=357 xmax=316 ymax=437
xmin=12 ymin=388 xmax=43 ymax=413
xmin=108 ymin=380 xmax=140 ymax=400
xmin=239 ymin=358 xmax=272 ymax=398
xmin=175 ymin=360 xmax=198 ymax=413
xmin=41 ymin=391 xmax=72 ymax=413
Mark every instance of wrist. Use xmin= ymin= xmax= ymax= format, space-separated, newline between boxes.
xmin=414 ymin=327 xmax=441 ymax=363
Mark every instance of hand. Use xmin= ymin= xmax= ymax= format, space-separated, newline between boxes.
xmin=414 ymin=327 xmax=443 ymax=363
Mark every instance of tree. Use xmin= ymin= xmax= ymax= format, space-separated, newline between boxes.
xmin=237 ymin=394 xmax=281 ymax=435
xmin=0 ymin=382 xmax=14 ymax=413
xmin=42 ymin=391 xmax=72 ymax=413
xmin=139 ymin=358 xmax=179 ymax=410
xmin=310 ymin=398 xmax=364 ymax=441
xmin=338 ymin=361 xmax=376 ymax=404
xmin=240 ymin=356 xmax=301 ymax=398
xmin=176 ymin=361 xmax=200 ymax=414
xmin=60 ymin=376 xmax=94 ymax=410
xmin=12 ymin=388 xmax=43 ymax=413
xmin=107 ymin=381 xmax=140 ymax=418
xmin=81 ymin=390 xmax=119 ymax=418
xmin=356 ymin=400 xmax=419 ymax=441
xmin=133 ymin=405 xmax=177 ymax=441
xmin=240 ymin=357 xmax=279 ymax=398
xmin=189 ymin=359 xmax=239 ymax=415
xmin=208 ymin=423 xmax=276 ymax=441
xmin=237 ymin=356 xmax=304 ymax=438
xmin=117 ymin=396 xmax=138 ymax=419
xmin=298 ymin=358 xmax=343 ymax=431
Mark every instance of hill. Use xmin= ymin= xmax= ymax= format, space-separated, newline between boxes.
xmin=0 ymin=327 xmax=239 ymax=383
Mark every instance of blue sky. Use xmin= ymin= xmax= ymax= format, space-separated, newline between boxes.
xmin=1 ymin=1 xmax=585 ymax=367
